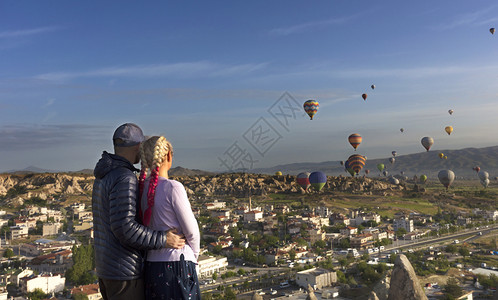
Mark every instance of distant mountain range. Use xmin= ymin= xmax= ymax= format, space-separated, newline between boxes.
xmin=4 ymin=145 xmax=498 ymax=179
xmin=251 ymin=145 xmax=498 ymax=179
xmin=1 ymin=166 xmax=214 ymax=176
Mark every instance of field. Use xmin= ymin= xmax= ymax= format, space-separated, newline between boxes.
xmin=261 ymin=181 xmax=498 ymax=218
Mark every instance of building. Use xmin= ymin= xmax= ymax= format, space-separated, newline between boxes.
xmin=74 ymin=220 xmax=93 ymax=232
xmin=393 ymin=217 xmax=414 ymax=233
xmin=244 ymin=210 xmax=263 ymax=222
xmin=350 ymin=234 xmax=374 ymax=249
xmin=71 ymin=284 xmax=102 ymax=300
xmin=197 ymin=255 xmax=228 ymax=278
xmin=70 ymin=203 xmax=86 ymax=212
xmin=21 ymin=238 xmax=75 ymax=256
xmin=42 ymin=223 xmax=62 ymax=236
xmin=0 ymin=268 xmax=34 ymax=287
xmin=340 ymin=226 xmax=358 ymax=236
xmin=315 ymin=206 xmax=332 ymax=218
xmin=28 ymin=249 xmax=73 ymax=274
xmin=20 ymin=274 xmax=65 ymax=294
xmin=296 ymin=268 xmax=337 ymax=289
xmin=203 ymin=201 xmax=226 ymax=210
xmin=9 ymin=226 xmax=28 ymax=240
xmin=309 ymin=229 xmax=325 ymax=245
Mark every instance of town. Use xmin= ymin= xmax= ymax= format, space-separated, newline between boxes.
xmin=0 ymin=172 xmax=496 ymax=300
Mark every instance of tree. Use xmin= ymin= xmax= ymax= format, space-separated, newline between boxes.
xmin=224 ymin=287 xmax=236 ymax=300
xmin=212 ymin=272 xmax=218 ymax=280
xmin=72 ymin=294 xmax=89 ymax=300
xmin=396 ymin=228 xmax=407 ymax=237
xmin=26 ymin=288 xmax=47 ymax=300
xmin=3 ymin=248 xmax=14 ymax=259
xmin=66 ymin=245 xmax=96 ymax=285
xmin=289 ymin=249 xmax=296 ymax=261
xmin=443 ymin=277 xmax=463 ymax=299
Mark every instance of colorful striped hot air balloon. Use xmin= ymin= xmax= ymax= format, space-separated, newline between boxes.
xmin=348 ymin=154 xmax=366 ymax=175
xmin=348 ymin=133 xmax=362 ymax=151
xmin=296 ymin=172 xmax=311 ymax=190
xmin=303 ymin=100 xmax=319 ymax=120
xmin=309 ymin=171 xmax=327 ymax=191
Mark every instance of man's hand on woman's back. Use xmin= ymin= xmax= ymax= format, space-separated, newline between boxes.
xmin=166 ymin=228 xmax=186 ymax=249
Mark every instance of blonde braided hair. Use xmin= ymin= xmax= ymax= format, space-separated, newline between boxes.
xmin=138 ymin=136 xmax=173 ymax=226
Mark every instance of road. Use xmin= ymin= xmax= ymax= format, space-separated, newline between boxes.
xmin=383 ymin=224 xmax=498 ymax=253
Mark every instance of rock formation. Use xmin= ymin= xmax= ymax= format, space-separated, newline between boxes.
xmin=0 ymin=172 xmax=405 ymax=206
xmin=306 ymin=284 xmax=318 ymax=300
xmin=387 ymin=254 xmax=428 ymax=300
xmin=251 ymin=291 xmax=263 ymax=300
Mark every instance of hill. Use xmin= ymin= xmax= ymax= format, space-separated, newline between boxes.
xmin=251 ymin=146 xmax=498 ymax=179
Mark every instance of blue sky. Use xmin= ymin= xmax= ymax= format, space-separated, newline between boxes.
xmin=1 ymin=1 xmax=498 ymax=172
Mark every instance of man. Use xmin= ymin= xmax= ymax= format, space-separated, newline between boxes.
xmin=92 ymin=123 xmax=185 ymax=300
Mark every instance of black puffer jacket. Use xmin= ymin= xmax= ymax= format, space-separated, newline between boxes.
xmin=92 ymin=151 xmax=167 ymax=280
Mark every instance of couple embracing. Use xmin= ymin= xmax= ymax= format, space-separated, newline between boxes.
xmin=92 ymin=123 xmax=201 ymax=300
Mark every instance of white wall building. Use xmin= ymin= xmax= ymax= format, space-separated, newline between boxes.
xmin=20 ymin=274 xmax=65 ymax=294
xmin=197 ymin=255 xmax=228 ymax=278
xmin=296 ymin=268 xmax=337 ymax=289
xmin=393 ymin=217 xmax=414 ymax=233
xmin=244 ymin=210 xmax=263 ymax=222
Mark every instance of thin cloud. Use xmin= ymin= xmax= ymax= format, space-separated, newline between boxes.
xmin=434 ymin=6 xmax=498 ymax=31
xmin=0 ymin=124 xmax=109 ymax=151
xmin=269 ymin=14 xmax=360 ymax=36
xmin=43 ymin=98 xmax=55 ymax=108
xmin=0 ymin=26 xmax=58 ymax=39
xmin=35 ymin=61 xmax=268 ymax=82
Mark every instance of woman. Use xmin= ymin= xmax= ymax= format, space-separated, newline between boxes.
xmin=139 ymin=136 xmax=201 ymax=300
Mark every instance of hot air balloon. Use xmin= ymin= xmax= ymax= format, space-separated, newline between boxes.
xmin=348 ymin=133 xmax=362 ymax=151
xmin=371 ymin=84 xmax=375 ymax=90
xmin=400 ymin=128 xmax=404 ymax=133
xmin=296 ymin=172 xmax=311 ymax=190
xmin=420 ymin=174 xmax=427 ymax=183
xmin=400 ymin=171 xmax=405 ymax=175
xmin=365 ymin=169 xmax=370 ymax=175
xmin=491 ymin=28 xmax=496 ymax=34
xmin=344 ymin=160 xmax=355 ymax=177
xmin=275 ymin=171 xmax=282 ymax=176
xmin=448 ymin=109 xmax=454 ymax=115
xmin=309 ymin=171 xmax=327 ymax=191
xmin=473 ymin=166 xmax=481 ymax=173
xmin=438 ymin=153 xmax=444 ymax=159
xmin=445 ymin=126 xmax=453 ymax=135
xmin=421 ymin=137 xmax=434 ymax=152
xmin=348 ymin=154 xmax=366 ymax=175
xmin=478 ymin=170 xmax=489 ymax=181
xmin=392 ymin=151 xmax=397 ymax=157
xmin=438 ymin=170 xmax=455 ymax=190
xmin=340 ymin=161 xmax=344 ymax=166
xmin=388 ymin=177 xmax=400 ymax=185
xmin=389 ymin=157 xmax=395 ymax=165
xmin=377 ymin=163 xmax=385 ymax=172
xmin=362 ymin=93 xmax=367 ymax=101
xmin=383 ymin=170 xmax=389 ymax=177
xmin=481 ymin=178 xmax=490 ymax=188
xmin=444 ymin=156 xmax=448 ymax=160
xmin=303 ymin=100 xmax=319 ymax=120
